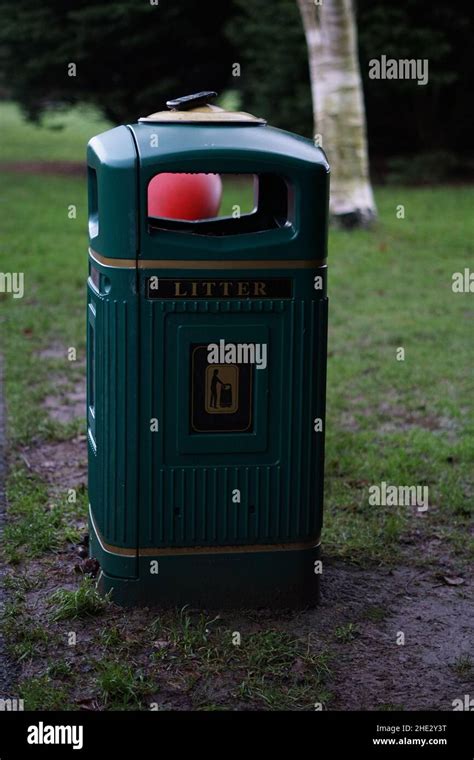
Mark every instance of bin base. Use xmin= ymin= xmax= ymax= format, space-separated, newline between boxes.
xmin=90 ymin=516 xmax=320 ymax=609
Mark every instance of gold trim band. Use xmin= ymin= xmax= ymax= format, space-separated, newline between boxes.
xmin=89 ymin=249 xmax=327 ymax=271
xmin=89 ymin=249 xmax=135 ymax=268
xmin=90 ymin=508 xmax=320 ymax=558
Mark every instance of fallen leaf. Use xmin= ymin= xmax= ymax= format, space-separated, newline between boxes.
xmin=439 ymin=575 xmax=465 ymax=586
xmin=74 ymin=558 xmax=100 ymax=577
xmin=153 ymin=639 xmax=172 ymax=650
xmin=76 ymin=698 xmax=100 ymax=711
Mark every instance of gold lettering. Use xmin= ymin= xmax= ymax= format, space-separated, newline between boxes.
xmin=203 ymin=282 xmax=215 ymax=296
xmin=174 ymin=281 xmax=187 ymax=297
xmin=170 ymin=279 xmax=275 ymax=298
xmin=254 ymin=281 xmax=267 ymax=296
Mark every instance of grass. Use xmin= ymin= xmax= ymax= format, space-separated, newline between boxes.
xmin=451 ymin=654 xmax=472 ymax=677
xmin=150 ymin=607 xmax=222 ymax=661
xmin=334 ymin=623 xmax=360 ymax=643
xmin=0 ymin=167 xmax=88 ymax=444
xmin=99 ymin=625 xmax=129 ymax=650
xmin=47 ymin=660 xmax=75 ymax=679
xmin=323 ymin=185 xmax=474 ymax=562
xmin=147 ymin=608 xmax=331 ymax=710
xmin=19 ymin=675 xmax=72 ymax=711
xmin=234 ymin=632 xmax=332 ymax=710
xmin=2 ymin=598 xmax=55 ymax=662
xmin=95 ymin=662 xmax=153 ymax=710
xmin=364 ymin=606 xmax=387 ymax=623
xmin=3 ymin=571 xmax=42 ymax=595
xmin=0 ymin=101 xmax=110 ymax=163
xmin=49 ymin=577 xmax=111 ymax=621
xmin=2 ymin=465 xmax=85 ymax=562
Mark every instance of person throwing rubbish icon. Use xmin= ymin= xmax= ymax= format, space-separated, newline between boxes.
xmin=210 ymin=368 xmax=225 ymax=408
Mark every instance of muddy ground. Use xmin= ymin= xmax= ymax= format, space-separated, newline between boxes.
xmin=0 ymin=367 xmax=472 ymax=710
xmin=311 ymin=561 xmax=472 ymax=710
xmin=0 ymin=358 xmax=17 ymax=695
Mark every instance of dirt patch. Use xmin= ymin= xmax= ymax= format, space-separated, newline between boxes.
xmin=36 ymin=344 xmax=86 ymax=423
xmin=36 ymin=344 xmax=69 ymax=361
xmin=376 ymin=407 xmax=459 ymax=439
xmin=0 ymin=162 xmax=85 ymax=177
xmin=293 ymin=561 xmax=473 ymax=710
xmin=36 ymin=343 xmax=85 ymax=367
xmin=43 ymin=378 xmax=86 ymax=424
xmin=19 ymin=437 xmax=87 ymax=495
xmin=9 ymin=550 xmax=473 ymax=711
xmin=341 ymin=398 xmax=460 ymax=440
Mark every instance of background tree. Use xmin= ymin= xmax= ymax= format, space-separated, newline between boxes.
xmin=0 ymin=0 xmax=236 ymax=123
xmin=226 ymin=0 xmax=473 ymax=183
xmin=357 ymin=0 xmax=473 ymax=182
xmin=0 ymin=0 xmax=472 ymax=184
xmin=226 ymin=0 xmax=312 ymax=137
xmin=297 ymin=0 xmax=376 ymax=226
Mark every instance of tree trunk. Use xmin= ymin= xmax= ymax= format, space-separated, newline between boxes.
xmin=297 ymin=0 xmax=376 ymax=227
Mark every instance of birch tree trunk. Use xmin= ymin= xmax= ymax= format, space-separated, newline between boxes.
xmin=297 ymin=0 xmax=376 ymax=227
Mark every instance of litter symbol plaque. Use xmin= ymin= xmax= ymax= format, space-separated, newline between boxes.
xmin=190 ymin=345 xmax=253 ymax=433
xmin=205 ymin=365 xmax=239 ymax=414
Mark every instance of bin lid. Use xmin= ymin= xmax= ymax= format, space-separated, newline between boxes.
xmin=138 ymin=90 xmax=266 ymax=125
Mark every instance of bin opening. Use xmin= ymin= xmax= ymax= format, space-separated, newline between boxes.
xmin=88 ymin=167 xmax=99 ymax=239
xmin=147 ymin=173 xmax=290 ymax=236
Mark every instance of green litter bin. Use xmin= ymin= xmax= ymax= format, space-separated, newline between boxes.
xmin=87 ymin=92 xmax=330 ymax=607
